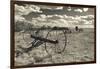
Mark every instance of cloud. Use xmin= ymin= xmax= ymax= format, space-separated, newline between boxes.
xmin=84 ymin=20 xmax=94 ymax=25
xmin=55 ymin=7 xmax=63 ymax=10
xmin=80 ymin=15 xmax=94 ymax=21
xmin=74 ymin=9 xmax=83 ymax=13
xmin=47 ymin=14 xmax=69 ymax=19
xmin=40 ymin=14 xmax=47 ymax=18
xmin=31 ymin=14 xmax=94 ymax=28
xmin=83 ymin=8 xmax=88 ymax=12
xmin=29 ymin=5 xmax=42 ymax=13
xmin=47 ymin=15 xmax=53 ymax=18
xmin=67 ymin=7 xmax=72 ymax=11
xmin=39 ymin=5 xmax=63 ymax=10
xmin=15 ymin=15 xmax=25 ymax=22
xmin=15 ymin=4 xmax=94 ymax=28
xmin=15 ymin=4 xmax=26 ymax=15
xmin=15 ymin=4 xmax=42 ymax=16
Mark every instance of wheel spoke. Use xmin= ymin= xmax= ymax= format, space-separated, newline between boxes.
xmin=45 ymin=30 xmax=67 ymax=55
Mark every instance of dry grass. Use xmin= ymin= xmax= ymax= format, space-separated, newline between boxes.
xmin=14 ymin=28 xmax=95 ymax=66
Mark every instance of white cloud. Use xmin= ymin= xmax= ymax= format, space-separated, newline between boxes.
xmin=80 ymin=15 xmax=94 ymax=20
xmin=15 ymin=15 xmax=25 ymax=22
xmin=72 ymin=16 xmax=81 ymax=20
xmin=31 ymin=13 xmax=94 ymax=28
xmin=80 ymin=16 xmax=88 ymax=19
xmin=29 ymin=5 xmax=42 ymax=13
xmin=14 ymin=4 xmax=94 ymax=28
xmin=39 ymin=5 xmax=63 ymax=10
xmin=74 ymin=9 xmax=83 ymax=13
xmin=67 ymin=7 xmax=72 ymax=11
xmin=63 ymin=15 xmax=68 ymax=18
xmin=56 ymin=6 xmax=63 ymax=10
xmin=54 ymin=14 xmax=64 ymax=18
xmin=84 ymin=20 xmax=93 ymax=25
xmin=88 ymin=15 xmax=94 ymax=19
xmin=47 ymin=15 xmax=53 ymax=18
xmin=15 ymin=4 xmax=42 ymax=16
xmin=15 ymin=4 xmax=26 ymax=15
xmin=83 ymin=8 xmax=88 ymax=12
xmin=40 ymin=14 xmax=47 ymax=18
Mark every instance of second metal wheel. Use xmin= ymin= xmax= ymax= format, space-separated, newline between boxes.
xmin=45 ymin=30 xmax=67 ymax=55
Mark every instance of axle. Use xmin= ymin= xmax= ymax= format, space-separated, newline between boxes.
xmin=30 ymin=35 xmax=58 ymax=44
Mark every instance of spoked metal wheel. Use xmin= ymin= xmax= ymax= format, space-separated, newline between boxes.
xmin=45 ymin=30 xmax=67 ymax=55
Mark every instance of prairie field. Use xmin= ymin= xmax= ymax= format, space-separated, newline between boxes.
xmin=14 ymin=28 xmax=95 ymax=66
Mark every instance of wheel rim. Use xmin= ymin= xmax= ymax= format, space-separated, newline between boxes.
xmin=45 ymin=30 xmax=67 ymax=55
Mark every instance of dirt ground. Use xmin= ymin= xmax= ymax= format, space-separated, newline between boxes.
xmin=14 ymin=28 xmax=95 ymax=66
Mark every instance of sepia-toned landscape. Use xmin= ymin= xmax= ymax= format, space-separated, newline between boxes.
xmin=14 ymin=3 xmax=95 ymax=66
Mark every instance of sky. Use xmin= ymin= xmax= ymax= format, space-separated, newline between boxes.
xmin=15 ymin=3 xmax=95 ymax=28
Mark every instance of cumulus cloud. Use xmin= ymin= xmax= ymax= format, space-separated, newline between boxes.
xmin=15 ymin=15 xmax=25 ymax=22
xmin=15 ymin=4 xmax=43 ymax=23
xmin=84 ymin=21 xmax=92 ymax=25
xmin=80 ymin=15 xmax=94 ymax=21
xmin=31 ymin=14 xmax=94 ymax=28
xmin=74 ymin=9 xmax=83 ymax=13
xmin=15 ymin=4 xmax=42 ymax=16
xmin=39 ymin=14 xmax=93 ymax=25
xmin=83 ymin=8 xmax=89 ymax=12
xmin=67 ymin=7 xmax=72 ymax=11
xmin=47 ymin=15 xmax=53 ymax=18
xmin=39 ymin=5 xmax=63 ymax=10
xmin=14 ymin=4 xmax=94 ymax=28
xmin=55 ymin=6 xmax=63 ymax=10
xmin=15 ymin=4 xmax=26 ymax=15
xmin=47 ymin=14 xmax=69 ymax=19
xmin=40 ymin=14 xmax=47 ymax=18
xmin=29 ymin=5 xmax=42 ymax=13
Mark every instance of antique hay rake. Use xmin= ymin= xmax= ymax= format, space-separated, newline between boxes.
xmin=21 ymin=26 xmax=71 ymax=55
